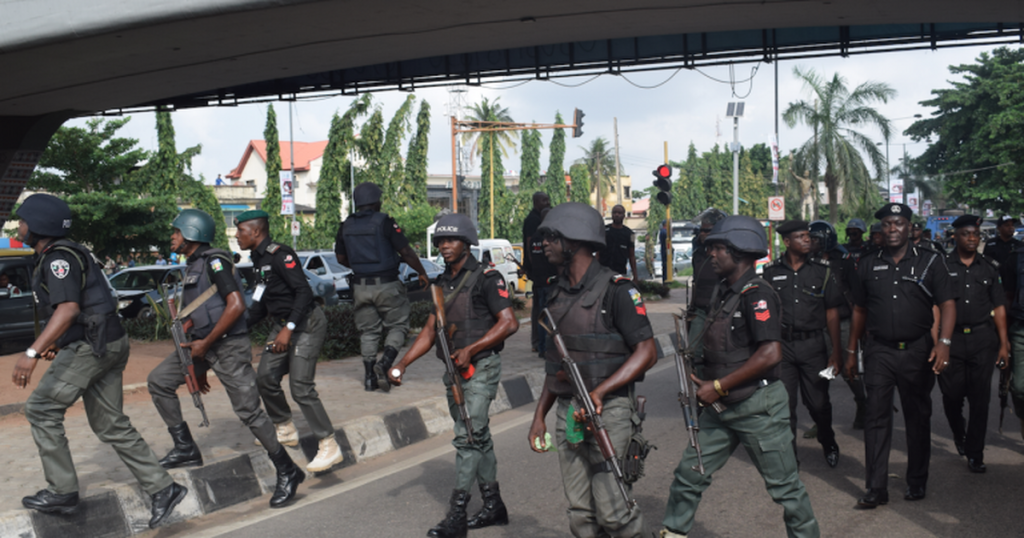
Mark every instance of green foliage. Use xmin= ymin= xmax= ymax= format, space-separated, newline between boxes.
xmin=406 ymin=100 xmax=432 ymax=207
xmin=569 ymin=163 xmax=591 ymax=205
xmin=29 ymin=117 xmax=149 ymax=195
xmin=670 ymin=144 xmax=708 ymax=221
xmin=575 ymin=136 xmax=620 ymax=212
xmin=315 ymin=113 xmax=346 ymax=245
xmin=394 ymin=204 xmax=437 ymax=255
xmin=380 ymin=95 xmax=416 ymax=210
xmin=137 ymin=110 xmax=202 ymax=195
xmin=513 ymin=127 xmax=544 ymax=240
xmin=544 ymin=112 xmax=568 ymax=206
xmin=183 ymin=176 xmax=229 ymax=250
xmin=356 ymin=107 xmax=385 ymax=188
xmin=738 ymin=151 xmax=769 ymax=219
xmin=635 ymin=279 xmax=670 ymax=298
xmin=478 ymin=131 xmax=514 ymax=239
xmin=906 ymin=47 xmax=1024 ymax=214
xmin=261 ymin=104 xmax=289 ymax=240
xmin=463 ymin=97 xmax=519 ymax=161
xmin=65 ymin=191 xmax=178 ymax=259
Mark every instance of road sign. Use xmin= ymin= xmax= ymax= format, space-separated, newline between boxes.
xmin=768 ymin=196 xmax=785 ymax=221
xmin=291 ymin=220 xmax=300 ymax=237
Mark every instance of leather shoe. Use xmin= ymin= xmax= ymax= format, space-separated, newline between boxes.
xmin=22 ymin=489 xmax=79 ymax=515
xmin=967 ymin=458 xmax=986 ymax=473
xmin=823 ymin=443 xmax=840 ymax=468
xmin=954 ymin=437 xmax=966 ymax=457
xmin=149 ymin=482 xmax=187 ymax=528
xmin=904 ymin=485 xmax=926 ymax=501
xmin=855 ymin=489 xmax=888 ymax=509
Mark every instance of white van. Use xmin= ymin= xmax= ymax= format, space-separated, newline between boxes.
xmin=434 ymin=238 xmax=520 ymax=293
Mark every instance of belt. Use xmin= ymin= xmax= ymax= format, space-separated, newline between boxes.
xmin=781 ymin=327 xmax=821 ymax=341
xmin=350 ymin=274 xmax=399 ymax=285
xmin=872 ymin=334 xmax=926 ymax=350
xmin=954 ymin=320 xmax=992 ymax=334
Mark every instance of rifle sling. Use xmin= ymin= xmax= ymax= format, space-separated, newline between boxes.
xmin=176 ymin=285 xmax=219 ymax=321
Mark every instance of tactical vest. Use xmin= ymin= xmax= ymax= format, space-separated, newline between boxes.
xmin=342 ymin=211 xmax=400 ymax=275
xmin=32 ymin=239 xmax=122 ymax=355
xmin=703 ymin=276 xmax=780 ymax=404
xmin=183 ymin=248 xmax=247 ymax=340
xmin=543 ymin=267 xmax=636 ymax=397
xmin=435 ymin=264 xmax=498 ymax=362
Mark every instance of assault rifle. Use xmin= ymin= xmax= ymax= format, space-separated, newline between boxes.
xmin=673 ymin=313 xmax=724 ymax=475
xmin=431 ymin=284 xmax=476 ymax=444
xmin=542 ymin=308 xmax=635 ymax=511
xmin=167 ymin=295 xmax=210 ymax=427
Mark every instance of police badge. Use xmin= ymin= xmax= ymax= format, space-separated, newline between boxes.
xmin=50 ymin=259 xmax=70 ymax=279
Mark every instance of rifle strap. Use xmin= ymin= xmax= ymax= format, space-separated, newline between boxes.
xmin=681 ymin=285 xmax=742 ymax=356
xmin=176 ymin=285 xmax=219 ymax=321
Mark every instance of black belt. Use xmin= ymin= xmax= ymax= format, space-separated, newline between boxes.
xmin=781 ymin=327 xmax=821 ymax=341
xmin=954 ymin=320 xmax=993 ymax=334
xmin=350 ymin=274 xmax=399 ymax=285
xmin=872 ymin=334 xmax=926 ymax=350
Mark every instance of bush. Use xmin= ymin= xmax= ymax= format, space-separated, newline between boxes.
xmin=636 ymin=280 xmax=671 ymax=298
xmin=123 ymin=315 xmax=171 ymax=341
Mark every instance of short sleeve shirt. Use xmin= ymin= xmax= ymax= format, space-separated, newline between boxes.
xmin=709 ymin=269 xmax=782 ymax=348
xmin=763 ymin=255 xmax=844 ymax=331
xmin=945 ymin=252 xmax=1006 ymax=326
xmin=599 ymin=225 xmax=634 ymax=275
xmin=188 ymin=246 xmax=240 ymax=301
xmin=434 ymin=255 xmax=513 ymax=352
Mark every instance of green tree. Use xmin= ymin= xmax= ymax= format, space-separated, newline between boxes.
xmin=463 ymin=98 xmax=517 ymax=240
xmin=738 ymin=151 xmax=769 ymax=219
xmin=669 ymin=144 xmax=708 ymax=220
xmin=569 ymin=163 xmax=591 ymax=205
xmin=65 ymin=191 xmax=179 ymax=260
xmin=318 ymin=95 xmax=372 ymax=243
xmin=462 ymin=97 xmax=519 ymax=163
xmin=512 ymin=127 xmax=544 ymax=239
xmin=139 ymin=110 xmax=202 ymax=195
xmin=906 ymin=47 xmax=1024 ymax=214
xmin=544 ymin=112 xmax=568 ymax=206
xmin=783 ymin=66 xmax=894 ymax=223
xmin=398 ymin=99 xmax=435 ymax=255
xmin=380 ymin=95 xmax=416 ymax=210
xmin=261 ymin=104 xmax=289 ymax=240
xmin=182 ymin=176 xmax=229 ymax=250
xmin=575 ymin=136 xmax=620 ymax=213
xmin=356 ymin=107 xmax=385 ymax=187
xmin=29 ymin=117 xmax=149 ymax=195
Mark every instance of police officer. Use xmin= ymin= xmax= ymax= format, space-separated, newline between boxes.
xmin=147 ymin=209 xmax=304 ymax=508
xmin=985 ymin=215 xmax=1022 ymax=303
xmin=335 ymin=182 xmax=429 ymax=392
xmin=527 ymin=202 xmax=657 ymax=538
xmin=869 ymin=223 xmax=884 ymax=249
xmin=661 ymin=216 xmax=820 ymax=538
xmin=12 ymin=194 xmax=186 ymax=527
xmin=844 ymin=202 xmax=956 ymax=509
xmin=236 ymin=210 xmax=343 ymax=473
xmin=764 ymin=220 xmax=843 ymax=467
xmin=598 ymin=204 xmax=640 ymax=282
xmin=939 ymin=215 xmax=1010 ymax=473
xmin=687 ymin=208 xmax=728 ymax=376
xmin=523 ymin=191 xmax=552 ymax=355
xmin=844 ymin=218 xmax=868 ymax=256
xmin=388 ymin=214 xmax=519 ymax=538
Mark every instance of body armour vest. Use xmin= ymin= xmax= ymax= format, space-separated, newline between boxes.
xmin=183 ymin=248 xmax=248 ymax=340
xmin=342 ymin=211 xmax=401 ymax=275
xmin=435 ymin=264 xmax=499 ymax=362
xmin=703 ymin=277 xmax=781 ymax=404
xmin=543 ymin=266 xmax=636 ymax=397
xmin=33 ymin=239 xmax=122 ymax=355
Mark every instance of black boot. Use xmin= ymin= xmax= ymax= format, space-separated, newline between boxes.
xmin=149 ymin=482 xmax=187 ymax=528
xmin=268 ymin=445 xmax=305 ymax=508
xmin=374 ymin=346 xmax=399 ymax=393
xmin=22 ymin=490 xmax=79 ymax=515
xmin=363 ymin=360 xmax=379 ymax=392
xmin=467 ymin=482 xmax=509 ymax=529
xmin=159 ymin=422 xmax=203 ymax=469
xmin=427 ymin=489 xmax=470 ymax=538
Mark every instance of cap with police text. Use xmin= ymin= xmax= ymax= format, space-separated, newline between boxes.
xmin=951 ymin=214 xmax=983 ymax=229
xmin=775 ymin=220 xmax=809 ymax=236
xmin=846 ymin=218 xmax=867 ymax=232
xmin=874 ymin=202 xmax=913 ymax=221
xmin=998 ymin=215 xmax=1020 ymax=226
xmin=235 ymin=209 xmax=269 ymax=225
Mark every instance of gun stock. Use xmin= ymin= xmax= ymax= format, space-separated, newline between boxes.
xmin=168 ymin=297 xmax=210 ymax=427
xmin=431 ymin=285 xmax=476 ymax=444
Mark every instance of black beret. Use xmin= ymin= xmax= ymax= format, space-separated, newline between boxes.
xmin=951 ymin=214 xmax=983 ymax=229
xmin=775 ymin=220 xmax=809 ymax=236
xmin=874 ymin=203 xmax=914 ymax=221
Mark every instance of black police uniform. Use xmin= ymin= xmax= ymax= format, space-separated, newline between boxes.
xmin=849 ymin=244 xmax=956 ymax=492
xmin=939 ymin=250 xmax=1006 ymax=461
xmin=249 ymin=237 xmax=336 ymax=442
xmin=527 ymin=228 xmax=557 ymax=354
xmin=599 ymin=224 xmax=634 ymax=275
xmin=764 ymin=253 xmax=844 ymax=455
xmin=687 ymin=235 xmax=718 ymax=372
xmin=984 ymin=234 xmax=1023 ymax=302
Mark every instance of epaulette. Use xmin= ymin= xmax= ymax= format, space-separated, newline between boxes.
xmin=610 ymin=274 xmax=631 ymax=284
xmin=764 ymin=258 xmax=781 ymax=269
xmin=266 ymin=243 xmax=282 ymax=254
xmin=483 ymin=266 xmax=499 ymax=275
xmin=740 ymin=282 xmax=759 ymax=294
xmin=811 ymin=256 xmax=832 ymax=267
xmin=981 ymin=254 xmax=1000 ymax=269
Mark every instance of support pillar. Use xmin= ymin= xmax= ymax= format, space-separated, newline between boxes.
xmin=0 ymin=112 xmax=73 ymax=227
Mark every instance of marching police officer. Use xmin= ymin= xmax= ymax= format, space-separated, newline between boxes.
xmin=335 ymin=182 xmax=428 ymax=392
xmin=236 ymin=210 xmax=343 ymax=473
xmin=985 ymin=215 xmax=1022 ymax=303
xmin=147 ymin=209 xmax=304 ymax=508
xmin=12 ymin=194 xmax=186 ymax=527
xmin=661 ymin=216 xmax=820 ymax=538
xmin=528 ymin=202 xmax=657 ymax=538
xmin=764 ymin=220 xmax=843 ymax=467
xmin=845 ymin=202 xmax=956 ymax=509
xmin=687 ymin=208 xmax=728 ymax=376
xmin=939 ymin=215 xmax=1010 ymax=473
xmin=388 ymin=213 xmax=518 ymax=538
xmin=598 ymin=204 xmax=640 ymax=282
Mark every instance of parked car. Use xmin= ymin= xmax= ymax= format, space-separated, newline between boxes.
xmin=296 ymin=250 xmax=352 ymax=300
xmin=235 ymin=262 xmax=340 ymax=309
xmin=0 ymin=251 xmax=36 ymax=343
xmin=108 ymin=265 xmax=187 ymax=319
xmin=633 ymin=247 xmax=692 ymax=280
xmin=400 ymin=258 xmax=446 ymax=303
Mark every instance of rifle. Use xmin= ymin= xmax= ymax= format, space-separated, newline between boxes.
xmin=673 ymin=313 xmax=724 ymax=475
xmin=542 ymin=307 xmax=635 ymax=511
xmin=167 ymin=295 xmax=210 ymax=428
xmin=431 ymin=284 xmax=476 ymax=444
xmin=999 ymin=355 xmax=1010 ymax=434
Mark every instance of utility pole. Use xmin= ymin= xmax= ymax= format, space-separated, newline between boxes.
xmin=288 ymin=101 xmax=297 ymax=249
xmin=614 ymin=117 xmax=622 ymax=206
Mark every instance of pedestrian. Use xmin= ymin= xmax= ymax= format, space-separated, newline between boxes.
xmin=660 ymin=215 xmax=820 ymax=538
xmin=522 ymin=191 xmax=552 ymax=355
xmin=146 ymin=209 xmax=305 ymax=508
xmin=335 ymin=182 xmax=428 ymax=392
xmin=687 ymin=208 xmax=728 ymax=377
xmin=528 ymin=202 xmax=657 ymax=538
xmin=938 ymin=215 xmax=1011 ymax=473
xmin=12 ymin=194 xmax=186 ymax=527
xmin=844 ymin=202 xmax=957 ymax=509
xmin=659 ymin=220 xmax=669 ymax=283
xmin=236 ymin=210 xmax=344 ymax=473
xmin=598 ymin=204 xmax=640 ymax=282
xmin=388 ymin=213 xmax=519 ymax=538
xmin=763 ymin=220 xmax=843 ymax=467
xmin=984 ymin=215 xmax=1022 ymax=304
xmin=155 ymin=253 xmax=167 ymax=266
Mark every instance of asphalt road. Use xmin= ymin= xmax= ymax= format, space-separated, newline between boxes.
xmin=152 ymin=359 xmax=1024 ymax=538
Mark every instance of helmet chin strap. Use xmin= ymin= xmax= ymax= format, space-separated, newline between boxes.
xmin=21 ymin=230 xmax=40 ymax=248
xmin=557 ymin=238 xmax=578 ymax=268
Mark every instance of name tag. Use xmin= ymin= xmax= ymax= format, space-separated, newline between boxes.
xmin=949 ymin=272 xmax=958 ymax=277
xmin=253 ymin=283 xmax=266 ymax=302
xmin=873 ymin=265 xmax=889 ymax=271
xmin=185 ymin=275 xmax=200 ymax=285
xmin=773 ymin=275 xmax=787 ymax=281
xmin=261 ymin=265 xmax=272 ymax=272
xmin=733 ymin=311 xmax=742 ymax=318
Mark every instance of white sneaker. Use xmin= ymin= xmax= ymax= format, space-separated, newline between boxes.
xmin=306 ymin=435 xmax=344 ymax=472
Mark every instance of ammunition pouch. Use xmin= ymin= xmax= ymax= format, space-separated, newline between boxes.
xmin=77 ymin=311 xmax=118 ymax=357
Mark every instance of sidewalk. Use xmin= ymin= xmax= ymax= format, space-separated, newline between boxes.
xmin=0 ymin=288 xmax=687 ymax=538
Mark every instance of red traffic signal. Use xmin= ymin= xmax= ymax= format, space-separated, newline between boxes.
xmin=652 ymin=165 xmax=672 ymax=205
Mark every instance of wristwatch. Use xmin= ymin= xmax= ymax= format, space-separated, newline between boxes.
xmin=938 ymin=337 xmax=952 ymax=346
xmin=26 ymin=348 xmax=38 ymax=359
xmin=286 ymin=322 xmax=297 ymax=331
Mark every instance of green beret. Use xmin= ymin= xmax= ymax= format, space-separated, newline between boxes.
xmin=235 ymin=209 xmax=269 ymax=225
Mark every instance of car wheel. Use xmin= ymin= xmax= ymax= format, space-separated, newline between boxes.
xmin=137 ymin=306 xmax=154 ymax=320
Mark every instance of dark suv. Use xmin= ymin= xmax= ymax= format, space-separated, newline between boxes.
xmin=0 ymin=251 xmax=37 ymax=346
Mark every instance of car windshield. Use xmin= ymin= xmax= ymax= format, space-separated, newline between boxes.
xmin=109 ymin=270 xmax=168 ymax=290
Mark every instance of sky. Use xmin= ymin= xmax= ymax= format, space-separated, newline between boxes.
xmin=65 ymin=44 xmax=1004 ymax=197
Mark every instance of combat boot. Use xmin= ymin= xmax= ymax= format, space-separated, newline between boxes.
xmin=149 ymin=482 xmax=187 ymax=528
xmin=22 ymin=490 xmax=79 ymax=515
xmin=363 ymin=360 xmax=379 ymax=391
xmin=254 ymin=420 xmax=299 ymax=448
xmin=427 ymin=489 xmax=470 ymax=538
xmin=467 ymin=482 xmax=508 ymax=529
xmin=306 ymin=434 xmax=345 ymax=472
xmin=159 ymin=422 xmax=203 ymax=469
xmin=268 ymin=445 xmax=305 ymax=508
xmin=373 ymin=346 xmax=399 ymax=393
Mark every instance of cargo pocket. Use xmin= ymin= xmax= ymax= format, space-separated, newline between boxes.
xmin=753 ymin=427 xmax=794 ymax=474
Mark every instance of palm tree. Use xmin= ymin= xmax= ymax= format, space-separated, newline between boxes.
xmin=461 ymin=97 xmax=519 ymax=162
xmin=575 ymin=137 xmax=620 ymax=214
xmin=783 ymin=67 xmax=895 ymax=223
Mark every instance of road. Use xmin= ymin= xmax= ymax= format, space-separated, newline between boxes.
xmin=150 ymin=360 xmax=1023 ymax=538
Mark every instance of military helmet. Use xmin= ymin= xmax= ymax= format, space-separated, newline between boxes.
xmin=537 ymin=202 xmax=606 ymax=248
xmin=433 ymin=213 xmax=479 ymax=246
xmin=703 ymin=215 xmax=767 ymax=257
xmin=15 ymin=194 xmax=73 ymax=238
xmin=172 ymin=209 xmax=216 ymax=244
xmin=353 ymin=182 xmax=383 ymax=207
xmin=809 ymin=220 xmax=838 ymax=252
xmin=693 ymin=207 xmax=728 ymax=226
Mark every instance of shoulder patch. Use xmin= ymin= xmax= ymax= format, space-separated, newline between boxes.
xmin=741 ymin=282 xmax=759 ymax=294
xmin=50 ymin=258 xmax=71 ymax=280
xmin=266 ymin=243 xmax=281 ymax=254
xmin=209 ymin=258 xmax=224 ymax=273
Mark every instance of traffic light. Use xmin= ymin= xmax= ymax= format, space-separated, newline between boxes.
xmin=573 ymin=108 xmax=585 ymax=138
xmin=653 ymin=164 xmax=672 ymax=206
